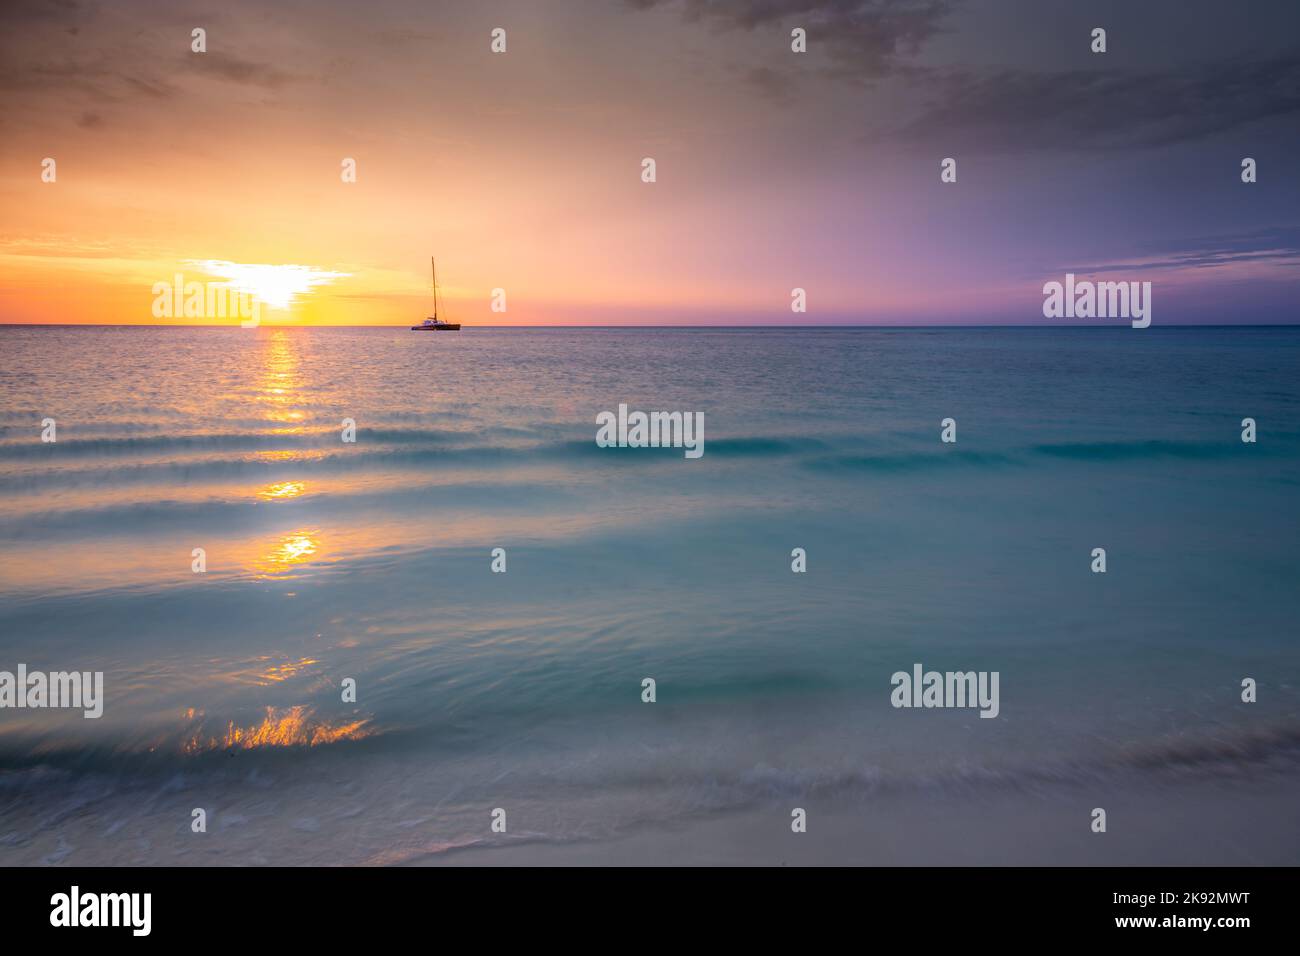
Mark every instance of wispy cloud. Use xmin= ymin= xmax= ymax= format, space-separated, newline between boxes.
xmin=1058 ymin=228 xmax=1300 ymax=277
xmin=187 ymin=51 xmax=298 ymax=89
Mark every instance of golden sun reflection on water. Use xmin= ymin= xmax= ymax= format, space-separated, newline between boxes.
xmin=221 ymin=656 xmax=322 ymax=686
xmin=248 ymin=449 xmax=326 ymax=463
xmin=255 ymin=330 xmax=310 ymax=430
xmin=182 ymin=705 xmax=373 ymax=752
xmin=261 ymin=657 xmax=318 ymax=681
xmin=254 ymin=528 xmax=322 ymax=577
xmin=266 ymin=410 xmax=307 ymax=426
xmin=257 ymin=480 xmax=306 ymax=500
xmin=259 ymin=330 xmax=303 ymax=392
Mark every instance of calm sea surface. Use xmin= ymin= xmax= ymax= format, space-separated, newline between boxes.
xmin=1 ymin=326 xmax=1298 ymax=864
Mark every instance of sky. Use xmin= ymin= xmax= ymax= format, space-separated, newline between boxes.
xmin=1 ymin=0 xmax=1298 ymax=325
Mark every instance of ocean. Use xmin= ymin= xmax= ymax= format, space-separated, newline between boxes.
xmin=1 ymin=325 xmax=1298 ymax=865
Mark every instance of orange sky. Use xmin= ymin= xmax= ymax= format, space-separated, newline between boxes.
xmin=0 ymin=0 xmax=881 ymax=326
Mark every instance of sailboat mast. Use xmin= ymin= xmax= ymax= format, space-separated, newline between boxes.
xmin=431 ymin=256 xmax=438 ymax=320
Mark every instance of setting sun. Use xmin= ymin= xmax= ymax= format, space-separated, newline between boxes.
xmin=187 ymin=260 xmax=349 ymax=312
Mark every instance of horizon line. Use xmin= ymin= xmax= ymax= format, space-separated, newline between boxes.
xmin=2 ymin=322 xmax=1298 ymax=330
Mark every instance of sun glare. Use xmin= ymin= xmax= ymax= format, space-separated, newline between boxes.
xmin=188 ymin=260 xmax=349 ymax=311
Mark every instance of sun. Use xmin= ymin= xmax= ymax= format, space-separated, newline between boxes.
xmin=188 ymin=260 xmax=349 ymax=311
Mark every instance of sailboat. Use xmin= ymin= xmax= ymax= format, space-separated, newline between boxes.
xmin=410 ymin=257 xmax=461 ymax=330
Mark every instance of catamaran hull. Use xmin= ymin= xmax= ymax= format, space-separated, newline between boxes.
xmin=410 ymin=325 xmax=460 ymax=330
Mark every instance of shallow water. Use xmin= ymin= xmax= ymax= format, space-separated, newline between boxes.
xmin=1 ymin=325 xmax=1298 ymax=864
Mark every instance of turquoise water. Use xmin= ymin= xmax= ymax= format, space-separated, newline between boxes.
xmin=1 ymin=326 xmax=1298 ymax=864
